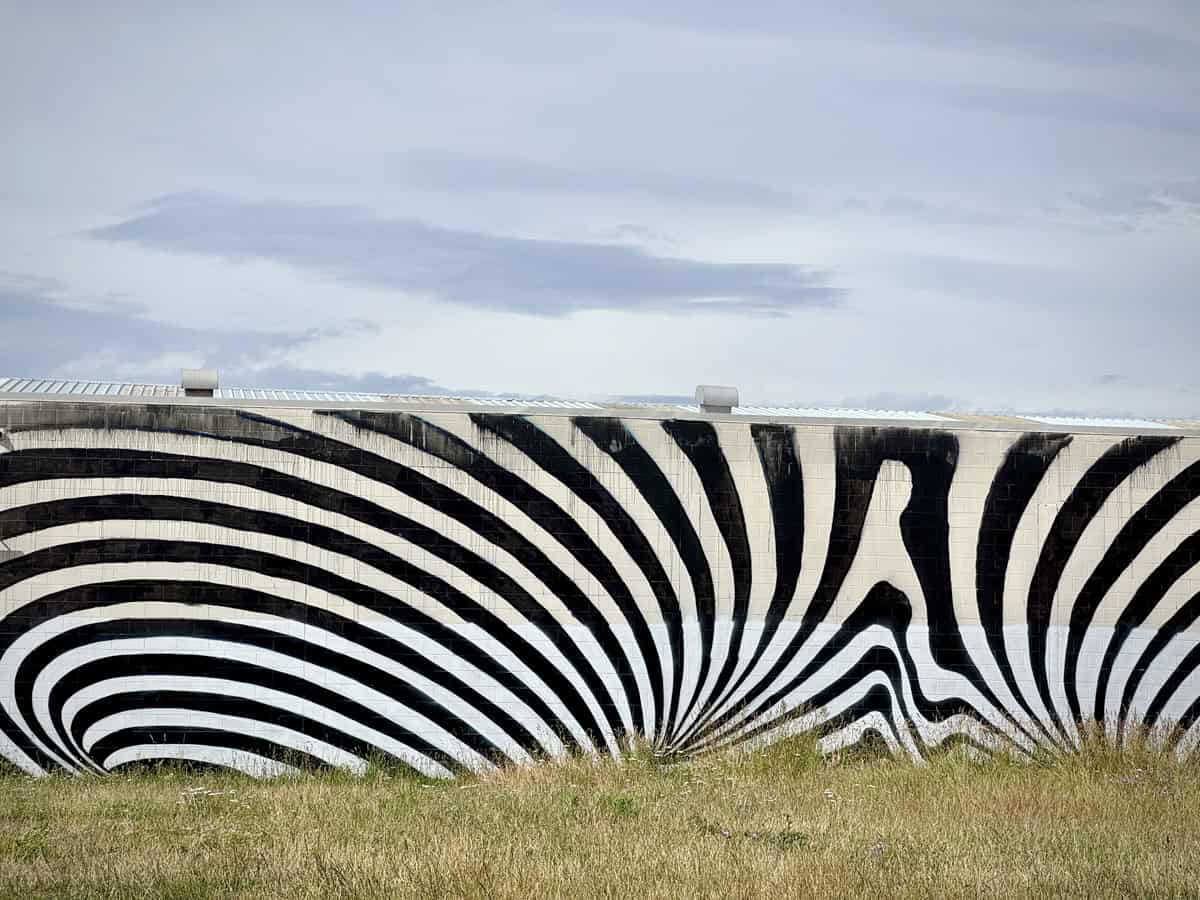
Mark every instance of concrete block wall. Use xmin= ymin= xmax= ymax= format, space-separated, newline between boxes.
xmin=0 ymin=400 xmax=1197 ymax=776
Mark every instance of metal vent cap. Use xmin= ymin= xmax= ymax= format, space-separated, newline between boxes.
xmin=181 ymin=368 xmax=218 ymax=396
xmin=695 ymin=384 xmax=738 ymax=414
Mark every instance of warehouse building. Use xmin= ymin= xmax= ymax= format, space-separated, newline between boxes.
xmin=1 ymin=373 xmax=1198 ymax=776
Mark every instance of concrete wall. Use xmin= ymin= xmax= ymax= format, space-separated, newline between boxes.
xmin=1 ymin=401 xmax=1198 ymax=776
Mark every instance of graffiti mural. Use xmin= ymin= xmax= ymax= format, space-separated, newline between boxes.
xmin=1 ymin=401 xmax=1198 ymax=776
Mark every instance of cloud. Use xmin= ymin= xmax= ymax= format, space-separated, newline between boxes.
xmin=860 ymin=6 xmax=1200 ymax=71
xmin=396 ymin=152 xmax=1021 ymax=229
xmin=1047 ymin=178 xmax=1200 ymax=228
xmin=612 ymin=3 xmax=1200 ymax=71
xmin=0 ymin=272 xmax=458 ymax=393
xmin=87 ymin=193 xmax=844 ymax=317
xmin=0 ymin=272 xmax=285 ymax=378
xmin=230 ymin=365 xmax=465 ymax=395
xmin=883 ymin=80 xmax=1200 ymax=136
xmin=393 ymin=151 xmax=803 ymax=210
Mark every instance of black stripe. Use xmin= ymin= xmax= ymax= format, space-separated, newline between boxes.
xmin=470 ymin=413 xmax=678 ymax=742
xmin=1142 ymin=642 xmax=1200 ymax=732
xmin=108 ymin=759 xmax=232 ymax=776
xmin=720 ymin=680 xmax=910 ymax=760
xmin=71 ymin=690 xmax=430 ymax=776
xmin=1026 ymin=435 xmax=1180 ymax=737
xmin=1163 ymin=688 xmax=1200 ymax=754
xmin=749 ymin=424 xmax=805 ymax=657
xmin=88 ymin=726 xmax=331 ymax=773
xmin=662 ymin=420 xmax=752 ymax=746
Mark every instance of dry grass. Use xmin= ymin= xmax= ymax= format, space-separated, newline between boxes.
xmin=2 ymin=733 xmax=1199 ymax=899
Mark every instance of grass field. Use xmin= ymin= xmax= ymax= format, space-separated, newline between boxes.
xmin=2 ymin=735 xmax=1199 ymax=899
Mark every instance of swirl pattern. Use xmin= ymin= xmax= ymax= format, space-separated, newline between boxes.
xmin=1 ymin=402 xmax=1198 ymax=776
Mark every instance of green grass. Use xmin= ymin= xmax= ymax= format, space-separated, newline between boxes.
xmin=1 ymin=733 xmax=1199 ymax=898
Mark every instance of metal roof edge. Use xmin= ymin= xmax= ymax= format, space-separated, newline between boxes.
xmin=1 ymin=376 xmax=1196 ymax=437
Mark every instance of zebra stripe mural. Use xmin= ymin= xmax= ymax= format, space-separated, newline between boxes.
xmin=1 ymin=400 xmax=1198 ymax=776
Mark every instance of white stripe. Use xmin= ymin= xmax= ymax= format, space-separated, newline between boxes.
xmin=61 ymin=675 xmax=457 ymax=776
xmin=83 ymin=708 xmax=367 ymax=773
xmin=102 ymin=745 xmax=297 ymax=777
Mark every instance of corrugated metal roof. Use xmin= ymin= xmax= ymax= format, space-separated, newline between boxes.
xmin=0 ymin=377 xmax=602 ymax=409
xmin=1019 ymin=415 xmax=1176 ymax=430
xmin=1 ymin=376 xmax=1192 ymax=433
xmin=675 ymin=404 xmax=952 ymax=422
xmin=454 ymin=397 xmax=602 ymax=410
xmin=0 ymin=377 xmax=185 ymax=397
xmin=219 ymin=387 xmax=391 ymax=402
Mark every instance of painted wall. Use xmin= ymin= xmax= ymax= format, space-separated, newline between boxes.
xmin=1 ymin=401 xmax=1198 ymax=776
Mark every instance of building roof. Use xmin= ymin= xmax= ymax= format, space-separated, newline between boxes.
xmin=0 ymin=376 xmax=603 ymax=408
xmin=1 ymin=375 xmax=1196 ymax=436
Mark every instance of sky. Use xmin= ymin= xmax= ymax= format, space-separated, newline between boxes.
xmin=2 ymin=2 xmax=1198 ymax=416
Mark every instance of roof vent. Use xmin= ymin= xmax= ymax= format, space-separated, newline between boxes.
xmin=695 ymin=384 xmax=738 ymax=414
xmin=181 ymin=368 xmax=218 ymax=398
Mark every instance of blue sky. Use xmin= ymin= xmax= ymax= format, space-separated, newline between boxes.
xmin=2 ymin=2 xmax=1198 ymax=414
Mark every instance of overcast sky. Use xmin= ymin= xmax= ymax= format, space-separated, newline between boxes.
xmin=2 ymin=2 xmax=1198 ymax=415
